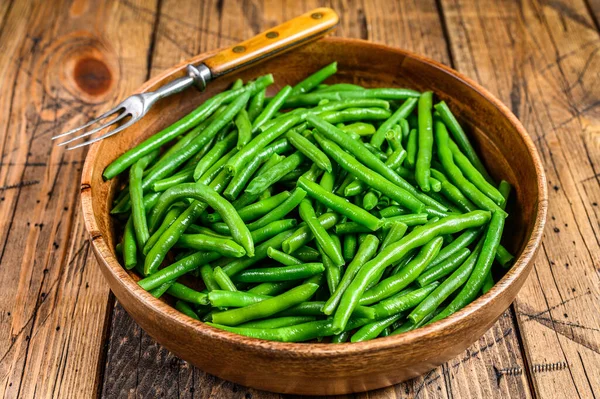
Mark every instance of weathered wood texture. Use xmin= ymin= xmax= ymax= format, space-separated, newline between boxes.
xmin=0 ymin=0 xmax=597 ymax=398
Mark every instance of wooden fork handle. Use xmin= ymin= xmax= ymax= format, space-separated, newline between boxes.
xmin=203 ymin=8 xmax=339 ymax=78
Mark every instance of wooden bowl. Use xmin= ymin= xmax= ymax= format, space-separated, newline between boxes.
xmin=81 ymin=38 xmax=547 ymax=395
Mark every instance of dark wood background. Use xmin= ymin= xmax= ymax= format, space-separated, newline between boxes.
xmin=0 ymin=0 xmax=599 ymax=397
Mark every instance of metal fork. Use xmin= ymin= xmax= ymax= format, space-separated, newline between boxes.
xmin=53 ymin=65 xmax=211 ymax=149
xmin=52 ymin=8 xmax=339 ymax=150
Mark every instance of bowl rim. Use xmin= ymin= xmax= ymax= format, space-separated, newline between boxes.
xmin=81 ymin=37 xmax=548 ymax=357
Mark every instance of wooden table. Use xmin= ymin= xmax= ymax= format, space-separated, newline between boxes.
xmin=1 ymin=0 xmax=599 ymax=397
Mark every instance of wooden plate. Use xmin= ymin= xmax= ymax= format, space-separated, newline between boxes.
xmin=81 ymin=37 xmax=547 ymax=395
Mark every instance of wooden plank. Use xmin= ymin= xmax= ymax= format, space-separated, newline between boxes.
xmin=0 ymin=0 xmax=157 ymax=397
xmin=101 ymin=1 xmax=532 ymax=398
xmin=439 ymin=0 xmax=600 ymax=398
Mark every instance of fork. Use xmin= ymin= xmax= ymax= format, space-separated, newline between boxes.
xmin=53 ymin=8 xmax=338 ymax=149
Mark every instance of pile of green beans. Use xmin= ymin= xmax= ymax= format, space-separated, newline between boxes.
xmin=106 ymin=62 xmax=514 ymax=343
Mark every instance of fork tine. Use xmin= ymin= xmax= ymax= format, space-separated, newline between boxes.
xmin=52 ymin=105 xmax=124 ymax=140
xmin=66 ymin=117 xmax=138 ymax=150
xmin=57 ymin=111 xmax=130 ymax=147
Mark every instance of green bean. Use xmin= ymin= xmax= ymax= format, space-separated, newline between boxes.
xmin=247 ymin=88 xmax=266 ymax=122
xmin=233 ymin=263 xmax=324 ymax=283
xmin=227 ymin=113 xmax=303 ymax=177
xmin=372 ymin=282 xmax=439 ymax=318
xmin=363 ymin=142 xmax=388 ymax=161
xmin=298 ymin=199 xmax=344 ymax=266
xmin=499 ymin=180 xmax=511 ymax=209
xmin=416 ymin=91 xmax=434 ymax=192
xmin=386 ymin=146 xmax=407 ymax=170
xmin=204 ymin=219 xmax=295 ymax=245
xmin=244 ymin=152 xmax=305 ymax=195
xmin=283 ymin=88 xmax=420 ymax=108
xmin=277 ymin=301 xmax=375 ymax=319
xmin=428 ymin=227 xmax=482 ymax=269
xmin=343 ymin=234 xmax=358 ymax=261
xmin=197 ymin=147 xmax=238 ymax=184
xmin=152 ymin=165 xmax=195 ymax=192
xmin=434 ymin=101 xmax=493 ymax=182
xmin=255 ymin=153 xmax=284 ymax=177
xmin=351 ymin=313 xmax=404 ymax=342
xmin=315 ymin=171 xmax=334 ymax=215
xmin=293 ymin=246 xmax=321 ymax=262
xmin=200 ymin=264 xmax=220 ymax=292
xmin=238 ymin=316 xmax=317 ymax=329
xmin=103 ymin=75 xmax=273 ymax=179
xmin=167 ymin=282 xmax=209 ymax=305
xmin=300 ymin=163 xmax=324 ymax=182
xmin=298 ymin=177 xmax=382 ymax=231
xmin=130 ymin=151 xmax=158 ymax=248
xmin=316 ymin=83 xmax=364 ymax=92
xmin=123 ymin=217 xmax=137 ymax=270
xmin=311 ymin=129 xmax=425 ymax=213
xmin=405 ymin=128 xmax=417 ymax=169
xmin=193 ymin=132 xmax=237 ymax=180
xmin=252 ymin=85 xmax=293 ymax=132
xmin=417 ymin=247 xmax=471 ymax=287
xmin=429 ymin=177 xmax=442 ymax=192
xmin=318 ymin=235 xmax=342 ymax=294
xmin=290 ymin=62 xmax=337 ymax=96
xmin=360 ymin=237 xmax=443 ymax=305
xmin=435 ymin=121 xmax=507 ymax=216
xmin=379 ymin=206 xmax=409 ymax=218
xmin=176 ymin=301 xmax=200 ymax=320
xmin=322 ymin=234 xmax=379 ymax=315
xmin=362 ymin=190 xmax=379 ymax=211
xmin=430 ymin=168 xmax=477 ymax=213
xmin=139 ymin=251 xmax=221 ymax=291
xmin=211 ymin=283 xmax=319 ymax=326
xmin=223 ymin=138 xmax=292 ymax=200
xmin=448 ymin=140 xmax=503 ymax=204
xmin=370 ymin=98 xmax=418 ymax=148
xmin=214 ymin=266 xmax=238 ymax=291
xmin=208 ymin=290 xmax=269 ymax=307
xmin=331 ymin=211 xmax=490 ymax=332
xmin=186 ymin=224 xmax=230 ymax=238
xmin=208 ymin=191 xmax=290 ymax=223
xmin=286 ymin=131 xmax=332 ymax=172
xmin=319 ymin=108 xmax=392 ymax=124
xmin=432 ymin=211 xmax=505 ymax=322
xmin=282 ymin=212 xmax=339 ymax=254
xmin=234 ymin=109 xmax=252 ymax=150
xmin=207 ymin=320 xmax=328 ymax=342
xmin=400 ymin=118 xmax=410 ymax=140
xmin=176 ymin=234 xmax=246 ymax=257
xmin=341 ymin=122 xmax=376 ymax=136
xmin=247 ymin=281 xmax=297 ymax=296
xmin=267 ymin=247 xmax=302 ymax=265
xmin=245 ymin=187 xmax=306 ymax=231
xmin=409 ymin=241 xmax=483 ymax=324
xmin=380 ymin=221 xmax=408 ymax=249
xmin=222 ymin=228 xmax=297 ymax=277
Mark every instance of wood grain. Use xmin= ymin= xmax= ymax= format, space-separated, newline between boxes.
xmin=98 ymin=1 xmax=537 ymax=397
xmin=0 ymin=0 xmax=156 ymax=397
xmin=439 ymin=0 xmax=600 ymax=397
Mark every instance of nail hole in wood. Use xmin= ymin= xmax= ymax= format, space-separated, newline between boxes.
xmin=233 ymin=46 xmax=246 ymax=53
xmin=266 ymin=32 xmax=279 ymax=39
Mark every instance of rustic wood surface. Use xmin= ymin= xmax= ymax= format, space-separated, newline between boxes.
xmin=0 ymin=0 xmax=597 ymax=398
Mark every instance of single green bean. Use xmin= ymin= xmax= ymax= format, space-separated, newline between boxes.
xmin=211 ymin=283 xmax=319 ymax=326
xmin=200 ymin=264 xmax=220 ymax=292
xmin=233 ymin=263 xmax=324 ymax=283
xmin=380 ymin=221 xmax=408 ymax=249
xmin=176 ymin=234 xmax=246 ymax=257
xmin=372 ymin=282 xmax=439 ymax=318
xmin=341 ymin=122 xmax=376 ymax=136
xmin=281 ymin=212 xmax=339 ymax=254
xmin=283 ymin=88 xmax=420 ymax=108
xmin=214 ymin=266 xmax=238 ymax=291
xmin=290 ymin=62 xmax=337 ymax=96
xmin=123 ymin=217 xmax=137 ymax=270
xmin=176 ymin=301 xmax=200 ymax=320
xmin=208 ymin=191 xmax=290 ymax=223
xmin=343 ymin=234 xmax=358 ymax=261
xmin=428 ymin=227 xmax=482 ymax=268
xmin=351 ymin=313 xmax=404 ymax=342
xmin=234 ymin=109 xmax=252 ymax=150
xmin=370 ymin=98 xmax=418 ymax=148
xmin=267 ymin=247 xmax=302 ymax=265
xmin=434 ymin=101 xmax=493 ymax=182
xmin=298 ymin=176 xmax=383 ymax=231
xmin=247 ymin=88 xmax=266 ymax=122
xmin=299 ymin=199 xmax=345 ymax=266
xmin=286 ymin=130 xmax=332 ymax=172
xmin=252 ymin=85 xmax=293 ymax=132
xmin=238 ymin=316 xmax=317 ymax=329
xmin=416 ymin=91 xmax=433 ymax=192
xmin=167 ymin=282 xmax=209 ymax=305
xmin=244 ymin=152 xmax=305 ymax=195
xmin=417 ymin=247 xmax=471 ymax=287
xmin=130 ymin=151 xmax=158 ymax=248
